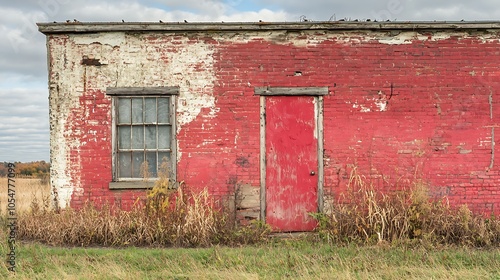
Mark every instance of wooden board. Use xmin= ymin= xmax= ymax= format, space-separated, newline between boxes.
xmin=265 ymin=96 xmax=318 ymax=232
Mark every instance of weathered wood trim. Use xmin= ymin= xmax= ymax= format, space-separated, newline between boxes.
xmin=317 ymin=96 xmax=325 ymax=213
xmin=259 ymin=95 xmax=266 ymax=222
xmin=38 ymin=21 xmax=500 ymax=34
xmin=109 ymin=181 xmax=155 ymax=189
xmin=255 ymin=87 xmax=329 ymax=96
xmin=111 ymin=97 xmax=117 ymax=181
xmin=109 ymin=92 xmax=177 ymax=188
xmin=106 ymin=87 xmax=179 ymax=96
xmin=170 ymin=95 xmax=177 ymax=181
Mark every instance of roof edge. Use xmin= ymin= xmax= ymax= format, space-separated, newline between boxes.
xmin=37 ymin=21 xmax=500 ymax=34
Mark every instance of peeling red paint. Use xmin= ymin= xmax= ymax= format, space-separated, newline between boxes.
xmin=265 ymin=96 xmax=318 ymax=231
xmin=47 ymin=29 xmax=500 ymax=220
xmin=211 ymin=36 xmax=500 ymax=216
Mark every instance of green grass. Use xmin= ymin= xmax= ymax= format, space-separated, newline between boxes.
xmin=1 ymin=239 xmax=499 ymax=279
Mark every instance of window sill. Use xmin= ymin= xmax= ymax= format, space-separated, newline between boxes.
xmin=109 ymin=181 xmax=155 ymax=190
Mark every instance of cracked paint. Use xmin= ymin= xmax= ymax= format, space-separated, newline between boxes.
xmin=48 ymin=33 xmax=217 ymax=207
xmin=41 ymin=23 xmax=500 ymax=216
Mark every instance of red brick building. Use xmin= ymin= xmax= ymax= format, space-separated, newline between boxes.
xmin=38 ymin=21 xmax=500 ymax=231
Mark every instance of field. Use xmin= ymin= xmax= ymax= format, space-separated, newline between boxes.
xmin=0 ymin=177 xmax=51 ymax=214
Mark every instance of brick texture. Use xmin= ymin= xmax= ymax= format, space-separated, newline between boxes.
xmin=53 ymin=29 xmax=500 ymax=215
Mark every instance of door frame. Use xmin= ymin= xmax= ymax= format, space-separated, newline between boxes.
xmin=255 ymin=87 xmax=328 ymax=223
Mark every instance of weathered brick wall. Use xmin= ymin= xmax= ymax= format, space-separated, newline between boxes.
xmin=47 ymin=28 xmax=500 ymax=215
xmin=318 ymin=34 xmax=500 ymax=215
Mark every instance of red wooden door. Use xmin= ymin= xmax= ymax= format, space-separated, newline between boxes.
xmin=265 ymin=96 xmax=318 ymax=231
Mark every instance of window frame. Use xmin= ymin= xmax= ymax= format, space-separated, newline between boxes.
xmin=106 ymin=87 xmax=178 ymax=189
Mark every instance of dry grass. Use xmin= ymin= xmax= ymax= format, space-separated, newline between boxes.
xmin=17 ymin=182 xmax=270 ymax=247
xmin=314 ymin=168 xmax=500 ymax=247
xmin=9 ymin=167 xmax=500 ymax=249
xmin=0 ymin=177 xmax=51 ymax=214
xmin=15 ymin=161 xmax=270 ymax=247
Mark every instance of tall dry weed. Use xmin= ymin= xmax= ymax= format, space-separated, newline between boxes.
xmin=314 ymin=168 xmax=500 ymax=247
xmin=16 ymin=162 xmax=269 ymax=247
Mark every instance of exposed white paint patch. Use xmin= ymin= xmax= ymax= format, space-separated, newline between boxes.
xmin=377 ymin=32 xmax=426 ymax=45
xmin=335 ymin=36 xmax=364 ymax=45
xmin=353 ymin=103 xmax=371 ymax=112
xmin=214 ymin=30 xmax=500 ymax=51
xmin=160 ymin=41 xmax=216 ymax=130
xmin=207 ymin=106 xmax=220 ymax=118
xmin=207 ymin=30 xmax=325 ymax=47
xmin=334 ymin=31 xmax=498 ymax=45
xmin=479 ymin=138 xmax=492 ymax=147
xmin=72 ymin=32 xmax=125 ymax=46
xmin=471 ymin=33 xmax=500 ymax=43
xmin=353 ymin=93 xmax=388 ymax=112
xmin=290 ymin=35 xmax=326 ymax=47
xmin=430 ymin=33 xmax=453 ymax=41
xmin=376 ymin=32 xmax=500 ymax=45
xmin=49 ymin=33 xmax=218 ymax=207
xmin=234 ymin=131 xmax=239 ymax=145
xmin=53 ymin=180 xmax=73 ymax=208
xmin=113 ymin=35 xmax=217 ymax=161
xmin=375 ymin=99 xmax=387 ymax=112
xmin=47 ymin=35 xmax=90 ymax=209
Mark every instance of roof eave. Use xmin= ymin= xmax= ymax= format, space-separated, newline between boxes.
xmin=37 ymin=21 xmax=500 ymax=35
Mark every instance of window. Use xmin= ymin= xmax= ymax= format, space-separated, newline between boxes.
xmin=106 ymin=87 xmax=178 ymax=189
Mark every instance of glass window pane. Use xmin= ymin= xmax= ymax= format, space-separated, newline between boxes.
xmin=118 ymin=152 xmax=131 ymax=178
xmin=158 ymin=152 xmax=171 ymax=165
xmin=132 ymin=126 xmax=144 ymax=149
xmin=158 ymin=97 xmax=170 ymax=123
xmin=115 ymin=95 xmax=175 ymax=180
xmin=118 ymin=126 xmax=131 ymax=149
xmin=118 ymin=98 xmax=131 ymax=124
xmin=158 ymin=125 xmax=171 ymax=149
xmin=132 ymin=151 xmax=144 ymax=178
xmin=146 ymin=152 xmax=157 ymax=178
xmin=158 ymin=152 xmax=172 ymax=177
xmin=145 ymin=126 xmax=156 ymax=149
xmin=145 ymin=98 xmax=156 ymax=123
xmin=131 ymin=98 xmax=143 ymax=124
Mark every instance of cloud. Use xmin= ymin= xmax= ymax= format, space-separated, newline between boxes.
xmin=0 ymin=88 xmax=49 ymax=162
xmin=0 ymin=0 xmax=288 ymax=85
xmin=0 ymin=8 xmax=48 ymax=81
xmin=254 ymin=0 xmax=500 ymax=21
xmin=0 ymin=0 xmax=291 ymax=162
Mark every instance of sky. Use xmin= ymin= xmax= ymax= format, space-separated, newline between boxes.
xmin=1 ymin=0 xmax=500 ymax=163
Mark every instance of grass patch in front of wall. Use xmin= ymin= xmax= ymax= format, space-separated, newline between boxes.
xmin=0 ymin=238 xmax=499 ymax=279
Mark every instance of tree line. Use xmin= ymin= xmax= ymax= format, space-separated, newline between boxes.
xmin=0 ymin=161 xmax=50 ymax=177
